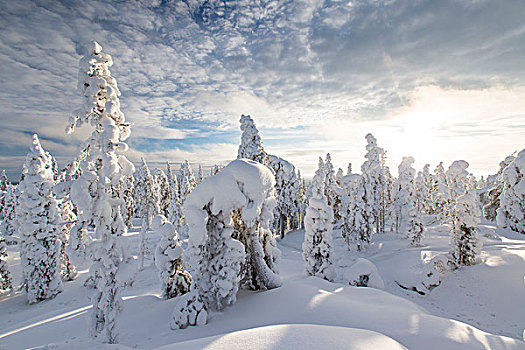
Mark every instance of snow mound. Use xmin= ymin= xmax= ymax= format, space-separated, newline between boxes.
xmin=157 ymin=324 xmax=407 ymax=350
xmin=342 ymin=258 xmax=384 ymax=289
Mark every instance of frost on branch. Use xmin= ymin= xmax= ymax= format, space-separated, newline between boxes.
xmin=178 ymin=159 xmax=281 ymax=327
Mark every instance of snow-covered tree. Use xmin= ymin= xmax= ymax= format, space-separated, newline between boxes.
xmin=135 ymin=159 xmax=160 ymax=270
xmin=484 ymin=155 xmax=516 ymax=221
xmin=154 ymin=168 xmax=171 ymax=218
xmin=303 ymin=167 xmax=335 ymax=281
xmin=415 ymin=164 xmax=435 ymax=215
xmin=17 ymin=134 xmax=63 ymax=304
xmin=0 ymin=184 xmax=17 ymax=244
xmin=181 ymin=159 xmax=280 ymax=322
xmin=179 ymin=160 xmax=196 ymax=204
xmin=66 ymin=42 xmax=135 ymax=343
xmin=153 ymin=215 xmax=191 ymax=299
xmin=340 ymin=174 xmax=372 ymax=251
xmin=394 ymin=157 xmax=424 ymax=246
xmin=237 ymin=114 xmax=269 ymax=166
xmin=297 ymin=169 xmax=307 ymax=229
xmin=197 ymin=165 xmax=204 ymax=184
xmin=496 ymin=149 xmax=525 ymax=234
xmin=347 ymin=163 xmax=353 ymax=175
xmin=167 ymin=173 xmax=183 ymax=228
xmin=446 ymin=160 xmax=469 ymax=200
xmin=0 ymin=169 xmax=8 ymax=192
xmin=336 ymin=168 xmax=344 ymax=186
xmin=120 ymin=175 xmax=136 ymax=228
xmin=323 ymin=153 xmax=341 ymax=223
xmin=449 ymin=190 xmax=482 ymax=266
xmin=432 ymin=162 xmax=450 ymax=223
xmin=361 ymin=133 xmax=386 ymax=233
xmin=58 ymin=198 xmax=77 ymax=281
xmin=0 ymin=234 xmax=12 ymax=291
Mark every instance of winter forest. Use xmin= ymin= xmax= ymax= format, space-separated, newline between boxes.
xmin=0 ymin=41 xmax=523 ymax=349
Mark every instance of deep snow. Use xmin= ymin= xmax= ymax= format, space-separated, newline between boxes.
xmin=0 ymin=219 xmax=524 ymax=349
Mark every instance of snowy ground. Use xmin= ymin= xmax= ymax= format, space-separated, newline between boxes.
xmin=1 ymin=220 xmax=524 ymax=349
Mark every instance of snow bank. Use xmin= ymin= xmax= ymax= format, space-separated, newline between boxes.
xmin=342 ymin=258 xmax=385 ymax=289
xmin=157 ymin=324 xmax=407 ymax=350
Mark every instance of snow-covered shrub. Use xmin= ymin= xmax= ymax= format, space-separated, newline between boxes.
xmin=421 ymin=254 xmax=454 ymax=291
xmin=66 ymin=42 xmax=135 ymax=343
xmin=237 ymin=114 xmax=269 ymax=166
xmin=496 ymin=149 xmax=525 ymax=234
xmin=170 ymin=290 xmax=208 ymax=330
xmin=153 ymin=215 xmax=191 ymax=299
xmin=303 ymin=167 xmax=336 ymax=281
xmin=340 ymin=174 xmax=372 ymax=251
xmin=450 ymin=190 xmax=482 ymax=266
xmin=342 ymin=258 xmax=384 ymax=289
xmin=17 ymin=134 xmax=63 ymax=304
xmin=184 ymin=159 xmax=280 ymax=316
xmin=135 ymin=159 xmax=160 ymax=270
xmin=0 ymin=234 xmax=12 ymax=291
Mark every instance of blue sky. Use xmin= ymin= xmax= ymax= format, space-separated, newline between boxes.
xmin=1 ymin=0 xmax=524 ymax=180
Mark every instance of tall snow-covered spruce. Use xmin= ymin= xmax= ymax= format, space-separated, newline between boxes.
xmin=497 ymin=149 xmax=525 ymax=234
xmin=237 ymin=114 xmax=269 ymax=166
xmin=17 ymin=134 xmax=63 ymax=303
xmin=303 ymin=167 xmax=335 ymax=281
xmin=172 ymin=159 xmax=281 ymax=329
xmin=361 ymin=133 xmax=386 ymax=233
xmin=66 ymin=42 xmax=135 ymax=344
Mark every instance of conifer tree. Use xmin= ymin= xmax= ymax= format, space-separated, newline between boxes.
xmin=450 ymin=190 xmax=482 ymax=266
xmin=303 ymin=168 xmax=335 ymax=281
xmin=484 ymin=155 xmax=516 ymax=221
xmin=361 ymin=133 xmax=386 ymax=233
xmin=120 ymin=175 xmax=136 ymax=228
xmin=179 ymin=160 xmax=196 ymax=204
xmin=497 ymin=149 xmax=525 ymax=234
xmin=0 ymin=234 xmax=12 ymax=291
xmin=341 ymin=174 xmax=372 ymax=251
xmin=197 ymin=165 xmax=204 ymax=184
xmin=154 ymin=168 xmax=171 ymax=218
xmin=237 ymin=114 xmax=269 ymax=166
xmin=58 ymin=198 xmax=77 ymax=281
xmin=153 ymin=215 xmax=191 ymax=299
xmin=17 ymin=134 xmax=63 ymax=303
xmin=135 ymin=159 xmax=160 ymax=270
xmin=433 ymin=162 xmax=450 ymax=223
xmin=0 ymin=185 xmax=17 ymax=244
xmin=66 ymin=42 xmax=135 ymax=343
xmin=323 ymin=153 xmax=341 ymax=223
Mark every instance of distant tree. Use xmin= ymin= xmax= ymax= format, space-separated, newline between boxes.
xmin=0 ymin=234 xmax=12 ymax=291
xmin=135 ymin=159 xmax=160 ymax=270
xmin=154 ymin=168 xmax=171 ymax=218
xmin=17 ymin=134 xmax=63 ymax=304
xmin=432 ymin=162 xmax=450 ymax=224
xmin=347 ymin=162 xmax=352 ymax=175
xmin=66 ymin=42 xmax=135 ymax=343
xmin=497 ymin=149 xmax=525 ymax=234
xmin=303 ymin=167 xmax=335 ymax=281
xmin=197 ymin=165 xmax=204 ymax=184
xmin=0 ymin=185 xmax=17 ymax=244
xmin=450 ymin=190 xmax=482 ymax=266
xmin=120 ymin=175 xmax=136 ymax=228
xmin=237 ymin=114 xmax=269 ymax=166
xmin=179 ymin=160 xmax=196 ymax=204
xmin=153 ymin=215 xmax=191 ymax=299
xmin=167 ymin=162 xmax=183 ymax=228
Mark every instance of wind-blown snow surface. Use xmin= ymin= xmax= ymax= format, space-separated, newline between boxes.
xmin=0 ymin=220 xmax=524 ymax=349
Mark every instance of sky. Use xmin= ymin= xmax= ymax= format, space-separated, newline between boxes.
xmin=0 ymin=0 xmax=524 ymax=181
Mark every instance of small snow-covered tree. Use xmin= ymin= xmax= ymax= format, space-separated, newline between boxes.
xmin=120 ymin=175 xmax=135 ymax=228
xmin=484 ymin=155 xmax=516 ymax=221
xmin=153 ymin=215 xmax=191 ymax=299
xmin=0 ymin=234 xmax=12 ymax=291
xmin=497 ymin=149 xmax=525 ymax=234
xmin=182 ymin=159 xmax=280 ymax=321
xmin=135 ymin=159 xmax=160 ymax=270
xmin=0 ymin=169 xmax=8 ymax=192
xmin=297 ymin=169 xmax=307 ymax=229
xmin=449 ymin=190 xmax=482 ymax=266
xmin=66 ymin=42 xmax=135 ymax=343
xmin=303 ymin=168 xmax=335 ymax=281
xmin=154 ymin=168 xmax=171 ymax=218
xmin=394 ymin=157 xmax=424 ymax=246
xmin=432 ymin=162 xmax=450 ymax=223
xmin=197 ymin=164 xmax=204 ymax=184
xmin=0 ymin=184 xmax=17 ymax=244
xmin=179 ymin=160 xmax=196 ymax=204
xmin=347 ymin=163 xmax=352 ymax=175
xmin=341 ymin=174 xmax=372 ymax=251
xmin=237 ymin=114 xmax=269 ymax=166
xmin=17 ymin=134 xmax=63 ymax=303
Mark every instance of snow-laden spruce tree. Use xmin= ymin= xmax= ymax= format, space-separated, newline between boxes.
xmin=0 ymin=234 xmax=12 ymax=291
xmin=58 ymin=198 xmax=77 ymax=281
xmin=449 ymin=190 xmax=482 ymax=266
xmin=296 ymin=169 xmax=306 ymax=229
xmin=323 ymin=153 xmax=341 ymax=224
xmin=394 ymin=157 xmax=424 ymax=246
xmin=167 ymin=168 xmax=183 ymax=228
xmin=135 ymin=158 xmax=160 ymax=270
xmin=179 ymin=159 xmax=281 ymax=326
xmin=17 ymin=134 xmax=63 ymax=303
xmin=341 ymin=174 xmax=372 ymax=251
xmin=303 ymin=167 xmax=336 ymax=281
xmin=0 ymin=169 xmax=8 ymax=192
xmin=497 ymin=149 xmax=525 ymax=234
xmin=433 ymin=162 xmax=450 ymax=224
xmin=120 ymin=175 xmax=135 ymax=228
xmin=154 ymin=168 xmax=171 ymax=218
xmin=237 ymin=114 xmax=269 ymax=166
xmin=269 ymin=156 xmax=300 ymax=237
xmin=361 ymin=133 xmax=386 ymax=233
xmin=484 ymin=155 xmax=516 ymax=221
xmin=197 ymin=164 xmax=204 ymax=184
xmin=446 ymin=160 xmax=469 ymax=200
xmin=153 ymin=215 xmax=191 ymax=299
xmin=179 ymin=160 xmax=196 ymax=204
xmin=0 ymin=184 xmax=17 ymax=244
xmin=66 ymin=42 xmax=136 ymax=343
